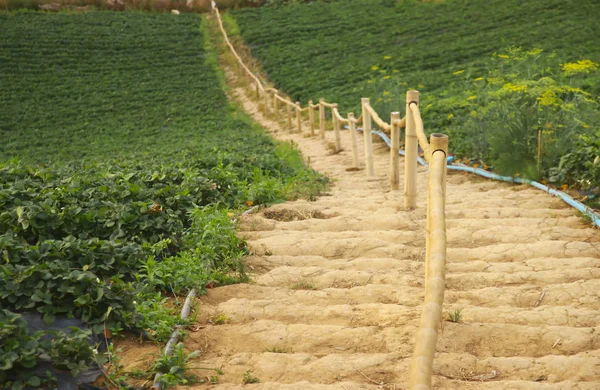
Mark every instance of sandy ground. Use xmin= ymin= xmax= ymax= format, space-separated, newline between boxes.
xmin=115 ymin=32 xmax=600 ymax=390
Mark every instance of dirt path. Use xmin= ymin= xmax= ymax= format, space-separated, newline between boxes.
xmin=182 ymin=46 xmax=600 ymax=388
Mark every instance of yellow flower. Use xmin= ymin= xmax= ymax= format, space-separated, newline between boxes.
xmin=466 ymin=95 xmax=477 ymax=101
xmin=537 ymin=89 xmax=560 ymax=106
xmin=453 ymin=70 xmax=465 ymax=75
xmin=371 ymin=65 xmax=379 ymax=71
xmin=383 ymin=75 xmax=391 ymax=80
xmin=526 ymin=48 xmax=543 ymax=56
xmin=582 ymin=123 xmax=590 ymax=129
xmin=367 ymin=80 xmax=374 ymax=84
xmin=502 ymin=82 xmax=528 ymax=93
xmin=377 ymin=97 xmax=383 ymax=102
xmin=474 ymin=77 xmax=484 ymax=81
xmin=383 ymin=90 xmax=391 ymax=96
xmin=497 ymin=54 xmax=510 ymax=59
xmin=383 ymin=55 xmax=392 ymax=60
xmin=447 ymin=113 xmax=454 ymax=120
xmin=561 ymin=59 xmax=599 ymax=75
xmin=392 ymin=69 xmax=399 ymax=73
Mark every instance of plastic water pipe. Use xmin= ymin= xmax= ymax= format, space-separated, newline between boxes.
xmin=344 ymin=124 xmax=600 ymax=228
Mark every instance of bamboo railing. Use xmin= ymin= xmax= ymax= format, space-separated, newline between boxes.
xmin=211 ymin=3 xmax=448 ymax=389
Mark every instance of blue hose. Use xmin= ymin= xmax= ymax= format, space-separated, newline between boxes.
xmin=345 ymin=124 xmax=600 ymax=228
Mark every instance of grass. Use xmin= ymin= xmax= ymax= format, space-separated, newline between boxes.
xmin=290 ymin=280 xmax=316 ymax=290
xmin=242 ymin=370 xmax=260 ymax=384
xmin=447 ymin=309 xmax=462 ymax=323
xmin=209 ymin=313 xmax=230 ymax=325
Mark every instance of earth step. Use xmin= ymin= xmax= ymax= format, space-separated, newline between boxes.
xmin=255 ymin=266 xmax=422 ymax=289
xmin=446 ymin=207 xmax=575 ymax=219
xmin=243 ymin=215 xmax=584 ymax=234
xmin=242 ymin=230 xmax=422 ymax=246
xmin=244 ymin=255 xmax=424 ymax=274
xmin=249 ymin=237 xmax=423 ymax=259
xmin=191 ymin=351 xmax=600 ymax=385
xmin=199 ymin=299 xmax=600 ymax=328
xmin=448 ymin=241 xmax=600 ymax=262
xmin=202 ymin=281 xmax=600 ymax=309
xmin=246 ymin=256 xmax=600 ymax=275
xmin=447 ymin=279 xmax=600 ymax=309
xmin=446 ymin=267 xmax=600 ymax=290
xmin=189 ymin=319 xmax=599 ymax=357
xmin=242 ymin=226 xmax=598 ymax=246
xmin=201 ymin=383 xmax=380 ymax=389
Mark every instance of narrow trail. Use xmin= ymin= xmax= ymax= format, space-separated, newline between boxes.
xmin=186 ymin=54 xmax=600 ymax=389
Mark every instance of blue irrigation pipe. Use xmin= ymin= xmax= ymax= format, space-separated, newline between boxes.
xmin=346 ymin=124 xmax=600 ymax=228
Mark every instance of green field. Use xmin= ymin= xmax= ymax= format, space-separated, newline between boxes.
xmin=231 ymin=0 xmax=600 ymax=189
xmin=0 ymin=11 xmax=324 ymax=387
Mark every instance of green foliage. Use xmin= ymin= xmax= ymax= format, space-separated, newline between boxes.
xmin=447 ymin=309 xmax=462 ymax=323
xmin=0 ymin=11 xmax=326 ymax=383
xmin=232 ymin=0 xmax=600 ymax=189
xmin=242 ymin=369 xmax=260 ymax=384
xmin=152 ymin=343 xmax=199 ymax=388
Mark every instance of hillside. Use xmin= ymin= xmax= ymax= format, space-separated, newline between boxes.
xmin=231 ymin=0 xmax=600 ymax=190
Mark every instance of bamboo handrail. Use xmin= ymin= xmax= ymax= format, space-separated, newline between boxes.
xmin=409 ymin=103 xmax=430 ymax=161
xmin=409 ymin=134 xmax=448 ymax=390
xmin=364 ymin=103 xmax=391 ymax=131
xmin=321 ymin=101 xmax=337 ymax=109
xmin=212 ymin=7 xmax=449 ymax=389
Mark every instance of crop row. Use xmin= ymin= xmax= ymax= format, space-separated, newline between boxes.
xmin=0 ymin=11 xmax=325 ymax=387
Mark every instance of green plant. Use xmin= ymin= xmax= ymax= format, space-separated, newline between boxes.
xmin=290 ymin=280 xmax=316 ymax=290
xmin=209 ymin=313 xmax=230 ymax=325
xmin=447 ymin=309 xmax=462 ymax=323
xmin=152 ymin=343 xmax=200 ymax=388
xmin=242 ymin=369 xmax=260 ymax=384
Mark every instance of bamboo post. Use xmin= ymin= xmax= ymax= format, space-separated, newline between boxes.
xmin=404 ymin=90 xmax=419 ymax=209
xmin=319 ymin=98 xmax=326 ymax=140
xmin=390 ymin=111 xmax=400 ymax=190
xmin=263 ymin=90 xmax=269 ymax=116
xmin=308 ymin=100 xmax=315 ymax=136
xmin=409 ymin=133 xmax=448 ymax=390
xmin=361 ymin=98 xmax=375 ymax=177
xmin=296 ymin=102 xmax=302 ymax=133
xmin=537 ymin=128 xmax=542 ymax=177
xmin=333 ymin=104 xmax=342 ymax=152
xmin=287 ymin=103 xmax=293 ymax=131
xmin=348 ymin=112 xmax=360 ymax=169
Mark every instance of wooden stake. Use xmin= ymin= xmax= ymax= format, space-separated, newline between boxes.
xmin=390 ymin=111 xmax=400 ymax=190
xmin=319 ymin=98 xmax=325 ymax=140
xmin=308 ymin=100 xmax=315 ymax=136
xmin=287 ymin=103 xmax=293 ymax=131
xmin=361 ymin=98 xmax=374 ymax=177
xmin=404 ymin=90 xmax=419 ymax=209
xmin=296 ymin=102 xmax=302 ymax=134
xmin=537 ymin=128 xmax=542 ymax=177
xmin=263 ymin=90 xmax=269 ymax=116
xmin=273 ymin=90 xmax=279 ymax=117
xmin=348 ymin=113 xmax=360 ymax=169
xmin=409 ymin=133 xmax=448 ymax=390
xmin=255 ymin=83 xmax=260 ymax=101
xmin=333 ymin=104 xmax=341 ymax=152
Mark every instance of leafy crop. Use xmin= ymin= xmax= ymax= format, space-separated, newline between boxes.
xmin=231 ymin=0 xmax=600 ymax=192
xmin=0 ymin=11 xmax=325 ymax=386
